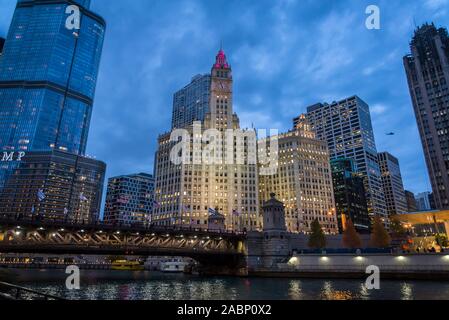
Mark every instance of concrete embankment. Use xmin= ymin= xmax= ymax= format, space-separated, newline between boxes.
xmin=249 ymin=253 xmax=449 ymax=280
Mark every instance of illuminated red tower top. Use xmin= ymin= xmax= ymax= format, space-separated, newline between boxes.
xmin=213 ymin=48 xmax=230 ymax=69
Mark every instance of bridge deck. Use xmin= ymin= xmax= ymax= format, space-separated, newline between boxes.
xmin=0 ymin=217 xmax=248 ymax=262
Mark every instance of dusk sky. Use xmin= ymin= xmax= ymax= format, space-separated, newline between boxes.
xmin=2 ymin=0 xmax=449 ymax=195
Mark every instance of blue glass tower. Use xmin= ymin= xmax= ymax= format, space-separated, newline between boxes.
xmin=0 ymin=0 xmax=105 ymax=154
xmin=172 ymin=74 xmax=211 ymax=129
xmin=0 ymin=0 xmax=105 ymax=187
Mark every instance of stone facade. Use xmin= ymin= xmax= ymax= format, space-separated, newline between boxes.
xmin=246 ymin=194 xmax=370 ymax=270
xmin=152 ymin=49 xmax=259 ymax=231
xmin=259 ymin=117 xmax=338 ymax=234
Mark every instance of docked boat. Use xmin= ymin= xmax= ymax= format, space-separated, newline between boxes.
xmin=111 ymin=260 xmax=144 ymax=271
xmin=159 ymin=259 xmax=188 ymax=273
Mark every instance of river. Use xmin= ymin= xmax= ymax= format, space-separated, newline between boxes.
xmin=2 ymin=269 xmax=449 ymax=300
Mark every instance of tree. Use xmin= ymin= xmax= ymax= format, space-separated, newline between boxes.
xmin=342 ymin=219 xmax=362 ymax=249
xmin=435 ymin=234 xmax=449 ymax=248
xmin=390 ymin=217 xmax=406 ymax=239
xmin=370 ymin=216 xmax=391 ymax=248
xmin=308 ymin=219 xmax=327 ymax=249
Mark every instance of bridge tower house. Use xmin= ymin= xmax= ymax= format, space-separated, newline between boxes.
xmin=261 ymin=193 xmax=290 ymax=268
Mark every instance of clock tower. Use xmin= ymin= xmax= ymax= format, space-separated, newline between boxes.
xmin=208 ymin=48 xmax=235 ymax=130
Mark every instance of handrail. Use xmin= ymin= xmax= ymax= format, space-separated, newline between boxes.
xmin=0 ymin=281 xmax=64 ymax=300
xmin=0 ymin=216 xmax=247 ymax=238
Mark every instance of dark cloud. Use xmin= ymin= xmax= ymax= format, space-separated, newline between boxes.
xmin=2 ymin=0 xmax=449 ymax=195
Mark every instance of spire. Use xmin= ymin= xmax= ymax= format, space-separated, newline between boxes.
xmin=213 ymin=46 xmax=230 ymax=69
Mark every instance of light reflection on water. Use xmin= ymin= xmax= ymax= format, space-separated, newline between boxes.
xmin=2 ymin=269 xmax=449 ymax=300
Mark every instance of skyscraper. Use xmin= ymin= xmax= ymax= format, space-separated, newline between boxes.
xmin=404 ymin=23 xmax=449 ymax=210
xmin=378 ymin=152 xmax=407 ymax=216
xmin=153 ymin=49 xmax=259 ymax=231
xmin=0 ymin=150 xmax=105 ymax=223
xmin=415 ymin=191 xmax=434 ymax=211
xmin=0 ymin=0 xmax=105 ymax=188
xmin=299 ymin=96 xmax=387 ymax=222
xmin=259 ymin=117 xmax=338 ymax=234
xmin=330 ymin=158 xmax=370 ymax=234
xmin=172 ymin=74 xmax=211 ymax=130
xmin=405 ymin=190 xmax=418 ymax=213
xmin=104 ymin=173 xmax=155 ymax=227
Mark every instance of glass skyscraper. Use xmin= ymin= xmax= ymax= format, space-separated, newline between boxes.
xmin=330 ymin=158 xmax=370 ymax=234
xmin=104 ymin=173 xmax=155 ymax=227
xmin=171 ymin=74 xmax=211 ymax=129
xmin=0 ymin=0 xmax=106 ymax=188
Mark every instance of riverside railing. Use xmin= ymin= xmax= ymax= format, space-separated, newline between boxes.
xmin=0 ymin=282 xmax=64 ymax=300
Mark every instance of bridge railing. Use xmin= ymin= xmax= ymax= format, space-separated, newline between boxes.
xmin=0 ymin=215 xmax=247 ymax=238
xmin=0 ymin=281 xmax=64 ymax=300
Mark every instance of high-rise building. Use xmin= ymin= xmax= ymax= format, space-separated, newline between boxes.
xmin=0 ymin=150 xmax=105 ymax=223
xmin=415 ymin=191 xmax=434 ymax=211
xmin=378 ymin=152 xmax=408 ymax=216
xmin=259 ymin=117 xmax=338 ymax=234
xmin=0 ymin=37 xmax=5 ymax=55
xmin=104 ymin=173 xmax=155 ymax=227
xmin=330 ymin=158 xmax=370 ymax=234
xmin=405 ymin=190 xmax=418 ymax=213
xmin=0 ymin=0 xmax=106 ymax=188
xmin=172 ymin=74 xmax=211 ymax=130
xmin=153 ymin=49 xmax=259 ymax=231
xmin=299 ymin=96 xmax=387 ymax=222
xmin=403 ymin=23 xmax=449 ymax=210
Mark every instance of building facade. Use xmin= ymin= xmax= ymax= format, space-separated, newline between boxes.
xmin=378 ymin=152 xmax=408 ymax=216
xmin=330 ymin=158 xmax=370 ymax=234
xmin=172 ymin=74 xmax=211 ymax=130
xmin=153 ymin=49 xmax=259 ymax=231
xmin=403 ymin=23 xmax=449 ymax=210
xmin=0 ymin=150 xmax=105 ymax=223
xmin=405 ymin=190 xmax=418 ymax=213
xmin=259 ymin=117 xmax=338 ymax=234
xmin=104 ymin=173 xmax=155 ymax=227
xmin=0 ymin=0 xmax=105 ymax=188
xmin=415 ymin=191 xmax=434 ymax=211
xmin=299 ymin=96 xmax=387 ymax=222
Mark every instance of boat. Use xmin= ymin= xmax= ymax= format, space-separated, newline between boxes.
xmin=111 ymin=260 xmax=144 ymax=271
xmin=159 ymin=258 xmax=188 ymax=273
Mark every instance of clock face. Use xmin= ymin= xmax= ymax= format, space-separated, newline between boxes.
xmin=215 ymin=80 xmax=230 ymax=92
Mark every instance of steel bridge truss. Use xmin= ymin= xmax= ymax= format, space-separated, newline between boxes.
xmin=0 ymin=219 xmax=246 ymax=258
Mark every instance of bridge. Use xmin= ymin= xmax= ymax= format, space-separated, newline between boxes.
xmin=0 ymin=217 xmax=248 ymax=275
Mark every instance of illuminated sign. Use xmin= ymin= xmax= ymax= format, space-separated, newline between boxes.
xmin=1 ymin=152 xmax=26 ymax=162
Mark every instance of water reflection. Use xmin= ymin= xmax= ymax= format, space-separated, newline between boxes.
xmin=2 ymin=269 xmax=449 ymax=300
xmin=288 ymin=281 xmax=303 ymax=300
xmin=400 ymin=283 xmax=413 ymax=301
xmin=320 ymin=281 xmax=356 ymax=300
xmin=359 ymin=283 xmax=370 ymax=300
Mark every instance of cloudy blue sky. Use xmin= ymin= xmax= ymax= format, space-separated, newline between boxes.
xmin=2 ymin=0 xmax=449 ymax=195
